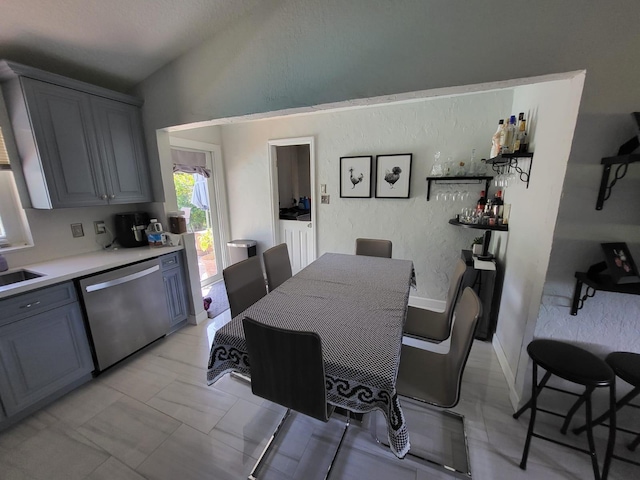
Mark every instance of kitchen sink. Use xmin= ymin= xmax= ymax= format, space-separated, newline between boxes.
xmin=0 ymin=269 xmax=44 ymax=287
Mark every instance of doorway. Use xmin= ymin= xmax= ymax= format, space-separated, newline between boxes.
xmin=268 ymin=137 xmax=316 ymax=274
xmin=170 ymin=138 xmax=229 ymax=290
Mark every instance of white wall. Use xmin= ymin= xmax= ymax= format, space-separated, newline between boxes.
xmin=491 ymin=76 xmax=585 ymax=405
xmin=219 ymin=91 xmax=512 ymax=300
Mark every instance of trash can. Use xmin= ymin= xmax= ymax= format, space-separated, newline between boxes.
xmin=227 ymin=239 xmax=257 ymax=264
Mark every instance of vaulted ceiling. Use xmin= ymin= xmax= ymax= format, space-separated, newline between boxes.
xmin=0 ymin=0 xmax=262 ymax=92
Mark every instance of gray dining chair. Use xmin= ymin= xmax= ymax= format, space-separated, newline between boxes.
xmin=263 ymin=243 xmax=292 ymax=291
xmin=375 ymin=287 xmax=481 ymax=477
xmin=242 ymin=316 xmax=350 ymax=480
xmin=355 ymin=238 xmax=392 ymax=258
xmin=222 ymin=256 xmax=267 ymax=318
xmin=403 ymin=258 xmax=467 ymax=343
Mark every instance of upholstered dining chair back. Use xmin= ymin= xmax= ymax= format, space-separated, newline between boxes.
xmin=222 ymin=256 xmax=267 ymax=318
xmin=355 ymin=238 xmax=392 ymax=258
xmin=242 ymin=316 xmax=331 ymax=422
xmin=440 ymin=258 xmax=468 ymax=331
xmin=263 ymin=243 xmax=293 ymax=291
xmin=397 ymin=287 xmax=481 ymax=408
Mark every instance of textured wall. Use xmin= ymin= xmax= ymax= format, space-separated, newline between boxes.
xmin=135 ymin=0 xmax=640 ymax=402
xmin=219 ymin=91 xmax=512 ymax=300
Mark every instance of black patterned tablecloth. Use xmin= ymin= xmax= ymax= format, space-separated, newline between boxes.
xmin=207 ymin=253 xmax=414 ymax=458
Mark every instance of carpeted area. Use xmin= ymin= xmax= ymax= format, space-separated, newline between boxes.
xmin=204 ymin=280 xmax=229 ymax=318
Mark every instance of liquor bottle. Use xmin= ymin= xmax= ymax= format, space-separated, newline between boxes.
xmin=490 ymin=120 xmax=504 ymax=158
xmin=476 ymin=190 xmax=487 ymax=214
xmin=514 ymin=119 xmax=527 ymax=153
xmin=501 ymin=115 xmax=517 ymax=154
xmin=492 ymin=190 xmax=504 ymax=219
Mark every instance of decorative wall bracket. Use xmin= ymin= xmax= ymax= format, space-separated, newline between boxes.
xmin=571 ymin=267 xmax=640 ymax=315
xmin=595 ymin=154 xmax=640 ymax=210
xmin=486 ymin=152 xmax=534 ymax=188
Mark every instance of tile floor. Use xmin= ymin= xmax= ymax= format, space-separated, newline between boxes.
xmin=0 ymin=309 xmax=638 ymax=479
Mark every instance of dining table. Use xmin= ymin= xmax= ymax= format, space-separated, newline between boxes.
xmin=207 ymin=252 xmax=415 ymax=458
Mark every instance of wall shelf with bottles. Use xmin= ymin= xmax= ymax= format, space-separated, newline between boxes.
xmin=448 ymin=218 xmax=508 ymax=232
xmin=426 ymin=176 xmax=493 ymax=201
xmin=595 ymin=154 xmax=640 ymax=210
xmin=486 ymin=152 xmax=534 ymax=188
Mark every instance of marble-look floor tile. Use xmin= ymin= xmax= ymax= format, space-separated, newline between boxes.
xmin=45 ymin=381 xmax=123 ymax=428
xmin=0 ymin=410 xmax=58 ymax=450
xmin=1 ymin=423 xmax=109 ymax=480
xmin=77 ymin=395 xmax=181 ymax=469
xmin=0 ymin=463 xmax=38 ymax=480
xmin=86 ymin=457 xmax=146 ymax=480
xmin=146 ymin=379 xmax=238 ymax=433
xmin=137 ymin=423 xmax=253 ymax=480
xmin=209 ymin=398 xmax=287 ymax=460
xmin=98 ymin=357 xmax=177 ymax=403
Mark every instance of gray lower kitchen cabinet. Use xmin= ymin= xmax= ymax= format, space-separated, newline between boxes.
xmin=0 ymin=61 xmax=152 ymax=208
xmin=161 ymin=252 xmax=189 ymax=332
xmin=0 ymin=289 xmax=94 ymax=418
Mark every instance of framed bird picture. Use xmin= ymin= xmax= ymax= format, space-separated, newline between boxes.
xmin=340 ymin=156 xmax=372 ymax=198
xmin=375 ymin=153 xmax=412 ymax=198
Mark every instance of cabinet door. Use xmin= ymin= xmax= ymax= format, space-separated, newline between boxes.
xmin=0 ymin=303 xmax=94 ymax=416
xmin=163 ymin=267 xmax=188 ymax=331
xmin=91 ymin=97 xmax=152 ymax=204
xmin=20 ymin=78 xmax=108 ymax=207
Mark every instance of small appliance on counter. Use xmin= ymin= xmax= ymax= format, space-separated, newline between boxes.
xmin=114 ymin=212 xmax=150 ymax=248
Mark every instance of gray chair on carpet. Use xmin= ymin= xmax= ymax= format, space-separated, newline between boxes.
xmin=355 ymin=238 xmax=392 ymax=258
xmin=403 ymin=258 xmax=467 ymax=343
xmin=242 ymin=316 xmax=350 ymax=480
xmin=376 ymin=287 xmax=481 ymax=477
xmin=222 ymin=256 xmax=267 ymax=318
xmin=263 ymin=243 xmax=292 ymax=291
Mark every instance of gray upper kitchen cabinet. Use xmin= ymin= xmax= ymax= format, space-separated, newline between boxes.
xmin=0 ymin=60 xmax=152 ymax=208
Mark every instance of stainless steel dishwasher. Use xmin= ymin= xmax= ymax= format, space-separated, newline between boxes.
xmin=78 ymin=257 xmax=170 ymax=372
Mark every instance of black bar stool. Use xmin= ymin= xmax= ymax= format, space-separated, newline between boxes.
xmin=513 ymin=339 xmax=616 ymax=480
xmin=574 ymin=351 xmax=640 ymax=468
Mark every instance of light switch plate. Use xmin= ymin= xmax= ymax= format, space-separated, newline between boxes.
xmin=321 ymin=195 xmax=330 ymax=204
xmin=71 ymin=223 xmax=84 ymax=238
xmin=321 ymin=184 xmax=327 ymax=194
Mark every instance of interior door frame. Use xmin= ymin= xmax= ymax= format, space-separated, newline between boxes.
xmin=169 ymin=137 xmax=231 ymax=272
xmin=268 ymin=136 xmax=316 ymax=260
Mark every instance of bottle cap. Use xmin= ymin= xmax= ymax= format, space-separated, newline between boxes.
xmin=510 ymin=115 xmax=517 ymax=123
xmin=498 ymin=119 xmax=504 ymax=124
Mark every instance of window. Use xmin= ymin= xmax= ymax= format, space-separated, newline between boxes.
xmin=0 ymin=126 xmax=32 ymax=249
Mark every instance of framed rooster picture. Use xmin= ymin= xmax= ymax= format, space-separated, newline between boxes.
xmin=340 ymin=156 xmax=372 ymax=198
xmin=375 ymin=154 xmax=412 ymax=198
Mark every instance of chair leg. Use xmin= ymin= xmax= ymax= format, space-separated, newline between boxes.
xmin=574 ymin=386 xmax=639 ymax=435
xmin=602 ymin=382 xmax=617 ymax=480
xmin=628 ymin=434 xmax=640 ymax=451
xmin=323 ymin=411 xmax=351 ymax=480
xmin=561 ymin=387 xmax=594 ymax=435
xmin=584 ymin=392 xmax=601 ymax=480
xmin=513 ymin=370 xmax=552 ymax=419
xmin=248 ymin=408 xmax=292 ymax=480
xmin=519 ymin=361 xmax=539 ymax=470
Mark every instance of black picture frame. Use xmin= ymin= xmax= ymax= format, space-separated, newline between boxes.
xmin=340 ymin=156 xmax=372 ymax=198
xmin=601 ymin=242 xmax=640 ymax=284
xmin=375 ymin=153 xmax=412 ymax=198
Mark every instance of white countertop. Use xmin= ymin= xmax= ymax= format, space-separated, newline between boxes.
xmin=0 ymin=245 xmax=184 ymax=300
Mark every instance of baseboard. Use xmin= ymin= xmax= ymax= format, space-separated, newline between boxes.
xmin=492 ymin=334 xmax=520 ymax=411
xmin=408 ymin=295 xmax=445 ymax=311
xmin=190 ymin=309 xmax=208 ymax=325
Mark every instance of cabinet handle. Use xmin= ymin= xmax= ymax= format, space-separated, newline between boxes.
xmin=101 ymin=194 xmax=108 ymax=200
xmin=109 ymin=194 xmax=116 ymax=199
xmin=20 ymin=300 xmax=41 ymax=309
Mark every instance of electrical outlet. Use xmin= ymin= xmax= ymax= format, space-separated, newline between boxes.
xmin=321 ymin=195 xmax=330 ymax=204
xmin=70 ymin=223 xmax=84 ymax=238
xmin=94 ymin=221 xmax=106 ymax=234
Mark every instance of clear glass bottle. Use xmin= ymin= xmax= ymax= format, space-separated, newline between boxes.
xmin=430 ymin=151 xmax=444 ymax=176
xmin=490 ymin=120 xmax=504 ymax=158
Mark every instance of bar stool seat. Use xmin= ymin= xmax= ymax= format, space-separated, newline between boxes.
xmin=514 ymin=339 xmax=616 ymax=480
xmin=574 ymin=351 xmax=640 ymax=469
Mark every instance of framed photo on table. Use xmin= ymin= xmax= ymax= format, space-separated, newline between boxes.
xmin=375 ymin=154 xmax=412 ymax=198
xmin=340 ymin=156 xmax=372 ymax=198
xmin=601 ymin=242 xmax=640 ymax=284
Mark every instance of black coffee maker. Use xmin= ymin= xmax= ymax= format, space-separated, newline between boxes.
xmin=114 ymin=212 xmax=150 ymax=247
